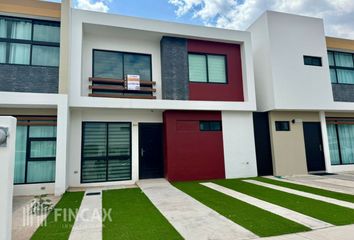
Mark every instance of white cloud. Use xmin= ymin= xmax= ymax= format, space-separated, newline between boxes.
xmin=168 ymin=0 xmax=354 ymax=38
xmin=75 ymin=0 xmax=111 ymax=13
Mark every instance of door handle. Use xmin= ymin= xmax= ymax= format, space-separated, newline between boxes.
xmin=319 ymin=144 xmax=323 ymax=152
xmin=141 ymin=148 xmax=145 ymax=157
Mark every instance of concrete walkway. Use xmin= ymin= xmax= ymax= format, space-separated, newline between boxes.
xmin=137 ymin=179 xmax=258 ymax=240
xmin=260 ymin=224 xmax=354 ymax=240
xmin=244 ymin=179 xmax=354 ymax=210
xmin=265 ymin=176 xmax=354 ymax=195
xmin=201 ymin=182 xmax=332 ymax=230
xmin=69 ymin=190 xmax=102 ymax=240
xmin=12 ymin=195 xmax=60 ymax=240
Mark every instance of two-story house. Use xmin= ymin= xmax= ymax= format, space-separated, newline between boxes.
xmin=248 ymin=11 xmax=354 ymax=176
xmin=66 ymin=8 xmax=258 ymax=188
xmin=0 ymin=0 xmax=70 ymax=196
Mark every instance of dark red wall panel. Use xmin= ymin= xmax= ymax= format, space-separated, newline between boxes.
xmin=163 ymin=110 xmax=225 ymax=181
xmin=188 ymin=39 xmax=244 ymax=101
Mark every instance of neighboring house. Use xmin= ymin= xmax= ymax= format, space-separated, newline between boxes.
xmin=248 ymin=11 xmax=354 ymax=176
xmin=0 ymin=0 xmax=70 ymax=196
xmin=0 ymin=0 xmax=258 ymax=196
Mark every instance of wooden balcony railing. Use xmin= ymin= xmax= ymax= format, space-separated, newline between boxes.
xmin=88 ymin=77 xmax=156 ymax=99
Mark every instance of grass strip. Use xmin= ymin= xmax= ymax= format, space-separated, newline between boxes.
xmin=31 ymin=191 xmax=84 ymax=240
xmin=173 ymin=181 xmax=309 ymax=237
xmin=102 ymin=188 xmax=182 ymax=240
xmin=257 ymin=177 xmax=354 ymax=203
xmin=214 ymin=179 xmax=354 ymax=226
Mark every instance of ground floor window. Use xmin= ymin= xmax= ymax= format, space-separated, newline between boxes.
xmin=81 ymin=122 xmax=131 ymax=183
xmin=327 ymin=118 xmax=354 ymax=165
xmin=14 ymin=119 xmax=57 ymax=184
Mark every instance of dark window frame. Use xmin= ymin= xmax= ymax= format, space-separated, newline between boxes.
xmin=92 ymin=49 xmax=153 ymax=81
xmin=188 ymin=52 xmax=228 ymax=84
xmin=14 ymin=119 xmax=57 ymax=185
xmin=199 ymin=120 xmax=222 ymax=131
xmin=0 ymin=15 xmax=60 ymax=68
xmin=275 ymin=121 xmax=290 ymax=131
xmin=81 ymin=121 xmax=132 ymax=184
xmin=326 ymin=118 xmax=354 ymax=166
xmin=328 ymin=50 xmax=354 ymax=84
xmin=303 ymin=55 xmax=322 ymax=67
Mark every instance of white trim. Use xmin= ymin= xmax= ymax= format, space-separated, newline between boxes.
xmin=320 ymin=111 xmax=332 ymax=173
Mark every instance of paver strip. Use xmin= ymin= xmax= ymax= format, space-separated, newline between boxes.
xmin=137 ymin=179 xmax=258 ymax=240
xmin=201 ymin=182 xmax=332 ymax=230
xmin=69 ymin=190 xmax=102 ymax=240
xmin=244 ymin=180 xmax=354 ymax=210
xmin=315 ymin=178 xmax=354 ymax=188
xmin=264 ymin=176 xmax=354 ymax=195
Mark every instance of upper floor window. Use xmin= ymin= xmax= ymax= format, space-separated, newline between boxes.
xmin=188 ymin=53 xmax=227 ymax=83
xmin=0 ymin=16 xmax=60 ymax=67
xmin=303 ymin=56 xmax=322 ymax=66
xmin=93 ymin=49 xmax=152 ymax=81
xmin=328 ymin=51 xmax=354 ymax=84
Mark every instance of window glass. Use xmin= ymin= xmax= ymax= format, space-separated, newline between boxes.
xmin=94 ymin=50 xmax=123 ymax=79
xmin=29 ymin=125 xmax=56 ymax=137
xmin=9 ymin=43 xmax=30 ymax=64
xmin=124 ymin=54 xmax=151 ymax=80
xmin=82 ymin=122 xmax=132 ymax=183
xmin=0 ymin=42 xmax=6 ymax=63
xmin=33 ymin=23 xmax=60 ymax=43
xmin=0 ymin=18 xmax=6 ymax=38
xmin=334 ymin=52 xmax=354 ymax=68
xmin=27 ymin=161 xmax=55 ymax=183
xmin=304 ymin=56 xmax=322 ymax=66
xmin=9 ymin=19 xmax=32 ymax=40
xmin=327 ymin=52 xmax=335 ymax=66
xmin=32 ymin=45 xmax=60 ymax=67
xmin=337 ymin=69 xmax=354 ymax=84
xmin=14 ymin=126 xmax=27 ymax=184
xmin=326 ymin=124 xmax=340 ymax=165
xmin=200 ymin=121 xmax=222 ymax=131
xmin=30 ymin=141 xmax=56 ymax=158
xmin=330 ymin=69 xmax=337 ymax=83
xmin=189 ymin=54 xmax=207 ymax=82
xmin=275 ymin=121 xmax=290 ymax=131
xmin=208 ymin=55 xmax=226 ymax=83
xmin=338 ymin=124 xmax=354 ymax=164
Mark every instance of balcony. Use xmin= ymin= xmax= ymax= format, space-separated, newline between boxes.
xmin=88 ymin=77 xmax=156 ymax=99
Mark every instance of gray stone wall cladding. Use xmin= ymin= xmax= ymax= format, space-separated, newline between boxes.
xmin=0 ymin=64 xmax=59 ymax=93
xmin=160 ymin=36 xmax=189 ymax=100
xmin=332 ymin=83 xmax=354 ymax=102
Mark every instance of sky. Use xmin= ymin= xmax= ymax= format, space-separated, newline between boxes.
xmin=47 ymin=0 xmax=354 ymax=39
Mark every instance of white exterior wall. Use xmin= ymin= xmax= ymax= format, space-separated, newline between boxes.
xmin=68 ymin=109 xmax=163 ymax=187
xmin=70 ymin=9 xmax=257 ymax=112
xmin=0 ymin=117 xmax=16 ymax=240
xmin=222 ymin=111 xmax=258 ymax=178
xmin=248 ymin=11 xmax=335 ymax=111
xmin=0 ymin=92 xmax=69 ymax=196
xmin=82 ymin=27 xmax=162 ymax=98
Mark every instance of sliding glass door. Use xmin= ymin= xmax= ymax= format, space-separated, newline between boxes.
xmin=14 ymin=123 xmax=57 ymax=184
xmin=327 ymin=120 xmax=354 ymax=165
xmin=81 ymin=122 xmax=131 ymax=183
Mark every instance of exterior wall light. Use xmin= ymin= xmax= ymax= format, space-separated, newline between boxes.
xmin=0 ymin=127 xmax=9 ymax=147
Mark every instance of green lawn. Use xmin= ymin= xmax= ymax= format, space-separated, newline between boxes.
xmin=31 ymin=191 xmax=84 ymax=240
xmin=102 ymin=188 xmax=182 ymax=240
xmin=214 ymin=178 xmax=354 ymax=226
xmin=173 ymin=181 xmax=309 ymax=237
xmin=256 ymin=177 xmax=354 ymax=203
